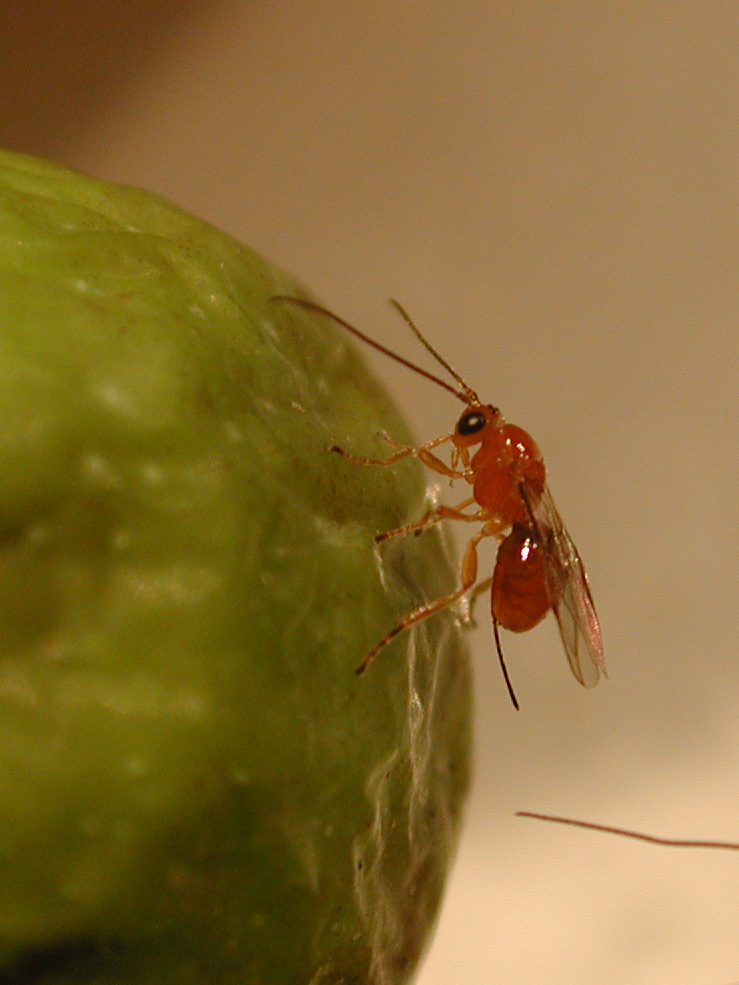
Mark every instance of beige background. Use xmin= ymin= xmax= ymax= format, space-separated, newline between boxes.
xmin=5 ymin=2 xmax=739 ymax=982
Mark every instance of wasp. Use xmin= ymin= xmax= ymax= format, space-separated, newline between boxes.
xmin=273 ymin=296 xmax=607 ymax=709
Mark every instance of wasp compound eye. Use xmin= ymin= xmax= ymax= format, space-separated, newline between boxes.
xmin=457 ymin=410 xmax=487 ymax=436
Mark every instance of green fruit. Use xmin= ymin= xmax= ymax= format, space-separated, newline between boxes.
xmin=0 ymin=150 xmax=472 ymax=984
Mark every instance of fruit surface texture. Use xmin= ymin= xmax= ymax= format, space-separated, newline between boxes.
xmin=0 ymin=151 xmax=471 ymax=985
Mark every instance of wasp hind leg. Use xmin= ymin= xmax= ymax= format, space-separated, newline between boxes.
xmin=357 ymin=526 xmax=488 ymax=674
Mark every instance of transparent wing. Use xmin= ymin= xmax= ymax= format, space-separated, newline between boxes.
xmin=526 ymin=483 xmax=606 ymax=688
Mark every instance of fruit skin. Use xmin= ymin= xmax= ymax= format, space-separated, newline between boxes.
xmin=0 ymin=150 xmax=472 ymax=984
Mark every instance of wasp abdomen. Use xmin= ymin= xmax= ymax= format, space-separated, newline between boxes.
xmin=492 ymin=524 xmax=550 ymax=633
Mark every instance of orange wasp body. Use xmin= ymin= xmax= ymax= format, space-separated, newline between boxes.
xmin=274 ymin=296 xmax=607 ymax=708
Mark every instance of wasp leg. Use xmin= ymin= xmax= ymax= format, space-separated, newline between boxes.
xmin=375 ymin=430 xmax=468 ymax=478
xmin=331 ymin=431 xmax=466 ymax=480
xmin=375 ymin=497 xmax=483 ymax=543
xmin=357 ymin=526 xmax=490 ymax=674
xmin=374 ymin=430 xmax=410 ymax=450
xmin=464 ymin=575 xmax=493 ymax=622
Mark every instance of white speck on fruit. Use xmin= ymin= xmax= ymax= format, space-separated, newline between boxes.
xmin=94 ymin=381 xmax=139 ymax=418
xmin=111 ymin=530 xmax=132 ymax=551
xmin=0 ymin=663 xmax=36 ymax=707
xmin=81 ymin=452 xmax=121 ymax=488
xmin=138 ymin=462 xmax=166 ymax=486
xmin=124 ymin=756 xmax=150 ymax=778
xmin=223 ymin=420 xmax=243 ymax=442
xmin=26 ymin=524 xmax=49 ymax=546
xmin=118 ymin=563 xmax=222 ymax=606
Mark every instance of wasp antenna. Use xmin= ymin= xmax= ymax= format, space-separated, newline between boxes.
xmin=389 ymin=299 xmax=481 ymax=405
xmin=271 ymin=295 xmax=473 ymax=403
xmin=493 ymin=618 xmax=520 ymax=711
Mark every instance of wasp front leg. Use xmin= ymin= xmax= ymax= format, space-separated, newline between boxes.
xmin=331 ymin=430 xmax=467 ymax=480
xmin=375 ymin=497 xmax=486 ymax=543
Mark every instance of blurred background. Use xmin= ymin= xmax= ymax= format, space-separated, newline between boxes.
xmin=4 ymin=2 xmax=738 ymax=982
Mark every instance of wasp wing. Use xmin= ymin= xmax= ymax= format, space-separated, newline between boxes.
xmin=526 ymin=483 xmax=606 ymax=688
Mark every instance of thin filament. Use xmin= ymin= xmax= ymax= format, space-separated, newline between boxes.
xmin=389 ymin=299 xmax=480 ymax=404
xmin=516 ymin=811 xmax=739 ymax=851
xmin=271 ymin=295 xmax=474 ymax=403
xmin=493 ymin=618 xmax=520 ymax=711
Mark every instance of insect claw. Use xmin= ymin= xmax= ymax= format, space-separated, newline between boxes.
xmin=355 ymin=650 xmax=374 ymax=674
